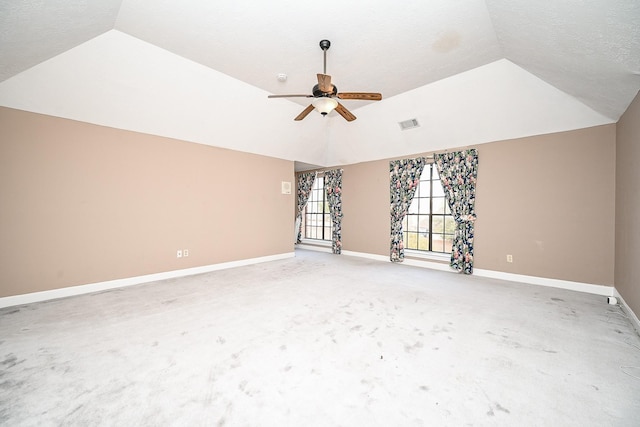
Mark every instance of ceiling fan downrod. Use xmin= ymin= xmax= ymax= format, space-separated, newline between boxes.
xmin=320 ymin=39 xmax=331 ymax=75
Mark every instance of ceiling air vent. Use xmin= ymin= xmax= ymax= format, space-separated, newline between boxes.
xmin=398 ymin=118 xmax=420 ymax=131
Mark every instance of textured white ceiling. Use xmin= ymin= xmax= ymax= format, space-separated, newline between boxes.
xmin=0 ymin=0 xmax=121 ymax=80
xmin=486 ymin=0 xmax=640 ymax=120
xmin=1 ymin=0 xmax=639 ymax=168
xmin=113 ymin=0 xmax=503 ymax=110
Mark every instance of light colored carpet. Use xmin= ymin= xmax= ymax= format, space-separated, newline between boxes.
xmin=1 ymin=249 xmax=639 ymax=426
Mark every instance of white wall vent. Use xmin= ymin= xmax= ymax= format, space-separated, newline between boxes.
xmin=398 ymin=118 xmax=420 ymax=130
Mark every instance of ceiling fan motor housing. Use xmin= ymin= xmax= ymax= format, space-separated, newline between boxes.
xmin=312 ymin=84 xmax=338 ymax=97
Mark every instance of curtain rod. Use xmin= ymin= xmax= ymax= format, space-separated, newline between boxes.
xmin=299 ymin=148 xmax=475 ymax=174
xmin=298 ymin=167 xmax=343 ymax=175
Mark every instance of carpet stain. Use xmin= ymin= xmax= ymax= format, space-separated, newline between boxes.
xmin=0 ymin=379 xmax=26 ymax=390
xmin=1 ymin=354 xmax=18 ymax=366
xmin=404 ymin=341 xmax=424 ymax=354
xmin=431 ymin=325 xmax=450 ymax=335
xmin=66 ymin=404 xmax=84 ymax=418
xmin=496 ymin=403 xmax=510 ymax=414
xmin=0 ymin=354 xmax=25 ymax=370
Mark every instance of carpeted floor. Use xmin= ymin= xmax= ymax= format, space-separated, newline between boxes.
xmin=1 ymin=249 xmax=639 ymax=426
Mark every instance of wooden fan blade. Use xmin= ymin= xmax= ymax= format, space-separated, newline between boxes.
xmin=335 ymin=102 xmax=356 ymax=122
xmin=317 ymin=74 xmax=334 ymax=93
xmin=268 ymin=94 xmax=313 ymax=98
xmin=337 ymin=92 xmax=382 ymax=101
xmin=294 ymin=104 xmax=315 ymax=121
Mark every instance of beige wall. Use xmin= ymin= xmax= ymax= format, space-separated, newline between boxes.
xmin=615 ymin=91 xmax=640 ymax=315
xmin=1 ymin=104 xmax=623 ymax=300
xmin=340 ymin=124 xmax=616 ymax=286
xmin=342 ymin=161 xmax=391 ymax=256
xmin=0 ymin=107 xmax=294 ymax=298
xmin=474 ymin=126 xmax=615 ymax=284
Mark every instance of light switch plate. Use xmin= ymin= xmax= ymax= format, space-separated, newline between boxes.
xmin=281 ymin=181 xmax=292 ymax=194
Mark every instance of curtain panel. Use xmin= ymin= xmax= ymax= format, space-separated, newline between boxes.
xmin=296 ymin=171 xmax=317 ymax=243
xmin=434 ymin=149 xmax=479 ymax=274
xmin=390 ymin=157 xmax=426 ymax=262
xmin=324 ymin=169 xmax=343 ymax=254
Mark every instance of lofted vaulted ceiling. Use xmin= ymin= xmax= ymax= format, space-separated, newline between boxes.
xmin=1 ymin=1 xmax=639 ymax=168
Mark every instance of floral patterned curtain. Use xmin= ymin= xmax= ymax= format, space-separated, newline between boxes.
xmin=324 ymin=169 xmax=343 ymax=254
xmin=390 ymin=157 xmax=426 ymax=262
xmin=296 ymin=171 xmax=317 ymax=243
xmin=434 ymin=149 xmax=479 ymax=274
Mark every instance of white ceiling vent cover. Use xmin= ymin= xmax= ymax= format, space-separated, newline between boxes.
xmin=399 ymin=118 xmax=420 ymax=131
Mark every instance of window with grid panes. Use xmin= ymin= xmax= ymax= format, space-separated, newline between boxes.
xmin=402 ymin=163 xmax=456 ymax=253
xmin=302 ymin=175 xmax=332 ymax=241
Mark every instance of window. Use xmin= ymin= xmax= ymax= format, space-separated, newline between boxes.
xmin=303 ymin=175 xmax=332 ymax=241
xmin=402 ymin=164 xmax=455 ymax=253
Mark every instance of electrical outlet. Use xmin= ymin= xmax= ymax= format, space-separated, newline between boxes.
xmin=506 ymin=254 xmax=513 ymax=263
xmin=177 ymin=250 xmax=183 ymax=258
xmin=183 ymin=249 xmax=189 ymax=257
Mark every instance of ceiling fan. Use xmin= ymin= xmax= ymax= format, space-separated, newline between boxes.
xmin=268 ymin=40 xmax=382 ymax=122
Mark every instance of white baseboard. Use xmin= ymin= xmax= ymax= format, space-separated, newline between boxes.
xmin=472 ymin=268 xmax=614 ymax=296
xmin=336 ymin=249 xmax=615 ymax=297
xmin=614 ymin=289 xmax=640 ymax=334
xmin=296 ymin=243 xmax=334 ymax=253
xmin=0 ymin=252 xmax=295 ymax=309
xmin=6 ymin=249 xmax=635 ymax=327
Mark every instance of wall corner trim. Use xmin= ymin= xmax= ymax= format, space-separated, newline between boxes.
xmin=0 ymin=252 xmax=295 ymax=309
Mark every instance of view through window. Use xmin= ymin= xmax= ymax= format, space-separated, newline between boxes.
xmin=303 ymin=175 xmax=332 ymax=241
xmin=403 ymin=163 xmax=455 ymax=253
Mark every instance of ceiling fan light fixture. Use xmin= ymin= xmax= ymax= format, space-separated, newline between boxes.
xmin=312 ymin=97 xmax=338 ymax=116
